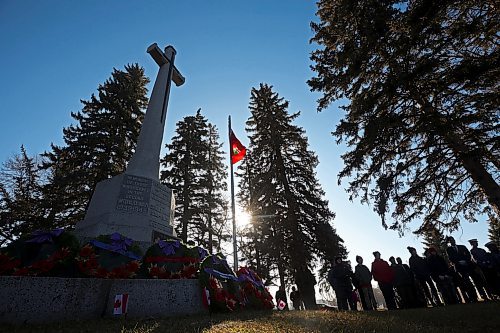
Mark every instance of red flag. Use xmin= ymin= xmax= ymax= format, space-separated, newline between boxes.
xmin=113 ymin=294 xmax=129 ymax=315
xmin=230 ymin=130 xmax=246 ymax=164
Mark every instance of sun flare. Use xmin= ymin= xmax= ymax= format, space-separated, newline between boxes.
xmin=236 ymin=210 xmax=252 ymax=228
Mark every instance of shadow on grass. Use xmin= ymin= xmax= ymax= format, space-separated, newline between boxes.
xmin=2 ymin=302 xmax=499 ymax=333
xmin=0 ymin=310 xmax=275 ymax=333
xmin=354 ymin=302 xmax=500 ymax=333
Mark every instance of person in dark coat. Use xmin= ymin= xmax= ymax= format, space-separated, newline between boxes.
xmin=485 ymin=242 xmax=500 ymax=271
xmin=290 ymin=286 xmax=304 ymax=310
xmin=328 ymin=257 xmax=354 ymax=310
xmin=371 ymin=251 xmax=397 ymax=310
xmin=397 ymin=256 xmax=426 ymax=307
xmin=446 ymin=236 xmax=478 ymax=302
xmin=275 ymin=285 xmax=288 ymax=310
xmin=389 ymin=256 xmax=416 ymax=308
xmin=354 ymin=255 xmax=377 ymax=310
xmin=425 ymin=248 xmax=459 ymax=305
xmin=396 ymin=257 xmax=411 ymax=272
xmin=407 ymin=246 xmax=443 ymax=306
xmin=485 ymin=241 xmax=500 ymax=296
xmin=469 ymin=239 xmax=493 ymax=299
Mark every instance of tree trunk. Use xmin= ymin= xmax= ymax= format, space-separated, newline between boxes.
xmin=429 ymin=108 xmax=500 ymax=216
xmin=277 ymin=258 xmax=286 ymax=290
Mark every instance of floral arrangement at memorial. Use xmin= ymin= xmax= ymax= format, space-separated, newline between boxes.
xmin=0 ymin=229 xmax=79 ymax=277
xmin=199 ymin=253 xmax=244 ymax=312
xmin=236 ymin=267 xmax=274 ymax=310
xmin=141 ymin=239 xmax=207 ymax=279
xmin=76 ymin=232 xmax=142 ymax=278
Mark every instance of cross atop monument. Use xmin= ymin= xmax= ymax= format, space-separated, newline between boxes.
xmin=126 ymin=43 xmax=185 ymax=180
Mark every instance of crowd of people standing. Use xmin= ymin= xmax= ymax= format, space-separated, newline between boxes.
xmin=327 ymin=237 xmax=500 ymax=310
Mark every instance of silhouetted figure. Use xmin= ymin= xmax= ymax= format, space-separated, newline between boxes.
xmin=371 ymin=251 xmax=397 ymax=310
xmin=425 ymin=248 xmax=459 ymax=305
xmin=295 ymin=265 xmax=318 ymax=310
xmin=389 ymin=256 xmax=416 ymax=308
xmin=469 ymin=239 xmax=493 ymax=299
xmin=354 ymin=256 xmax=377 ymax=310
xmin=485 ymin=241 xmax=500 ymax=297
xmin=446 ymin=236 xmax=478 ymax=302
xmin=407 ymin=246 xmax=443 ymax=306
xmin=275 ymin=285 xmax=288 ymax=310
xmin=290 ymin=286 xmax=304 ymax=310
xmin=328 ymin=257 xmax=354 ymax=310
xmin=485 ymin=242 xmax=500 ymax=267
xmin=396 ymin=257 xmax=425 ymax=307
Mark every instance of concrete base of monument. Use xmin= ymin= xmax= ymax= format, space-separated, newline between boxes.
xmin=75 ymin=173 xmax=177 ymax=245
xmin=0 ymin=276 xmax=207 ymax=324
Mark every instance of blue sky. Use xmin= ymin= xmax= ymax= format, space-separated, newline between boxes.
xmin=0 ymin=1 xmax=489 ymax=272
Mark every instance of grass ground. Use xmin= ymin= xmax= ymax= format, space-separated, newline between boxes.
xmin=2 ymin=302 xmax=499 ymax=333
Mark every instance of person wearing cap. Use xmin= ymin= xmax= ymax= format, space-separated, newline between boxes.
xmin=485 ymin=241 xmax=500 ymax=269
xmin=371 ymin=251 xmax=397 ymax=310
xmin=327 ymin=257 xmax=354 ymax=310
xmin=354 ymin=256 xmax=377 ymax=310
xmin=425 ymin=247 xmax=459 ymax=305
xmin=469 ymin=239 xmax=495 ymax=299
xmin=407 ymin=246 xmax=443 ymax=307
xmin=446 ymin=236 xmax=478 ymax=302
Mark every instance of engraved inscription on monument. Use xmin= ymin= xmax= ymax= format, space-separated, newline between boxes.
xmin=149 ymin=181 xmax=171 ymax=222
xmin=116 ymin=175 xmax=152 ymax=215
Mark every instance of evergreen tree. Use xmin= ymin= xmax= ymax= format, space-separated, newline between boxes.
xmin=204 ymin=123 xmax=231 ymax=252
xmin=0 ymin=146 xmax=45 ymax=245
xmin=161 ymin=110 xmax=229 ymax=249
xmin=487 ymin=211 xmax=500 ymax=245
xmin=416 ymin=221 xmax=448 ymax=258
xmin=41 ymin=64 xmax=149 ymax=228
xmin=238 ymin=83 xmax=346 ymax=309
xmin=309 ymin=0 xmax=500 ymax=233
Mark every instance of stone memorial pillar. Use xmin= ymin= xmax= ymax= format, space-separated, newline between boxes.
xmin=75 ymin=43 xmax=184 ymax=246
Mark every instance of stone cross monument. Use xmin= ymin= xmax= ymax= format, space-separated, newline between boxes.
xmin=75 ymin=43 xmax=184 ymax=246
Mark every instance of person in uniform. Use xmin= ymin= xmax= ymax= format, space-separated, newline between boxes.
xmin=446 ymin=236 xmax=478 ymax=302
xmin=407 ymin=246 xmax=443 ymax=306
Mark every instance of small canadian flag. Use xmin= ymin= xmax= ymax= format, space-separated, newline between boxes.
xmin=277 ymin=300 xmax=286 ymax=310
xmin=113 ymin=294 xmax=129 ymax=315
xmin=202 ymin=287 xmax=211 ymax=308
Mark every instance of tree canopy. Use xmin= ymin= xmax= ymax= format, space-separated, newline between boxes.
xmin=41 ymin=64 xmax=149 ymax=227
xmin=309 ymin=0 xmax=499 ymax=233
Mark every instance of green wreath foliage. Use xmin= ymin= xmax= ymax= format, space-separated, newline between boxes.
xmin=141 ymin=239 xmax=207 ymax=279
xmin=76 ymin=233 xmax=142 ymax=278
xmin=0 ymin=229 xmax=80 ymax=277
xmin=199 ymin=253 xmax=243 ymax=312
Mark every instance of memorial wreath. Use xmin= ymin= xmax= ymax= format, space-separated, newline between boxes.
xmin=199 ymin=253 xmax=243 ymax=312
xmin=141 ymin=239 xmax=207 ymax=279
xmin=76 ymin=232 xmax=142 ymax=278
xmin=236 ymin=267 xmax=274 ymax=310
xmin=0 ymin=229 xmax=79 ymax=277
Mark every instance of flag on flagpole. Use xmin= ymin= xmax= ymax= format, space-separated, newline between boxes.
xmin=113 ymin=294 xmax=129 ymax=315
xmin=229 ymin=130 xmax=246 ymax=164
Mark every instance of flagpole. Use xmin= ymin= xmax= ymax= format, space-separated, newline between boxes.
xmin=228 ymin=115 xmax=238 ymax=272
